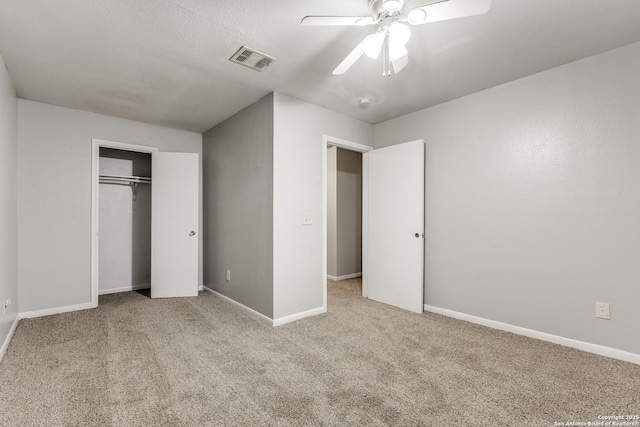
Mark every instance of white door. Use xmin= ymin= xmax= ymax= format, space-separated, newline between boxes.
xmin=367 ymin=140 xmax=424 ymax=313
xmin=151 ymin=152 xmax=199 ymax=298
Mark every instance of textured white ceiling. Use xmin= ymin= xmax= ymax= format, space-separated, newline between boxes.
xmin=2 ymin=0 xmax=640 ymax=133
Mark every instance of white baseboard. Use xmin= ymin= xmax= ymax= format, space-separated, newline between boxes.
xmin=20 ymin=302 xmax=95 ymax=319
xmin=98 ymin=284 xmax=150 ymax=295
xmin=327 ymin=272 xmax=362 ymax=281
xmin=202 ymin=286 xmax=326 ymax=327
xmin=424 ymin=304 xmax=640 ymax=366
xmin=273 ymin=306 xmax=326 ymax=327
xmin=203 ymin=286 xmax=273 ymax=326
xmin=0 ymin=315 xmax=20 ymax=363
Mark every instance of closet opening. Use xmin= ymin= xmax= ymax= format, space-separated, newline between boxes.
xmin=91 ymin=139 xmax=199 ymax=306
xmin=98 ymin=147 xmax=153 ymax=297
xmin=91 ymin=139 xmax=158 ymax=307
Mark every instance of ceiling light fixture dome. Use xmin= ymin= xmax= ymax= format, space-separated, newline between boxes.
xmin=382 ymin=0 xmax=404 ymax=13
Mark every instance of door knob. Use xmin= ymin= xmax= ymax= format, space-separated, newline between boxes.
xmin=189 ymin=230 xmax=197 ymax=236
xmin=415 ymin=233 xmax=420 ymax=238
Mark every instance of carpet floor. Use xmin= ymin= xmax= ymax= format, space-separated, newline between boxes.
xmin=0 ymin=279 xmax=638 ymax=426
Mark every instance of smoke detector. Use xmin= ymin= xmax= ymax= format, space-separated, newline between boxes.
xmin=229 ymin=46 xmax=276 ymax=72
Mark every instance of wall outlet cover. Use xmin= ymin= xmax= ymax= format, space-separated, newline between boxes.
xmin=595 ymin=302 xmax=610 ymax=320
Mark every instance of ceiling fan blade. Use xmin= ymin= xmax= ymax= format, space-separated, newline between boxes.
xmin=407 ymin=0 xmax=491 ymax=25
xmin=332 ymin=41 xmax=366 ymax=75
xmin=301 ymin=16 xmax=374 ymax=26
xmin=391 ymin=54 xmax=409 ymax=74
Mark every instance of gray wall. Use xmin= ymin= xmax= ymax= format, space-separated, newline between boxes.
xmin=374 ymin=41 xmax=640 ymax=355
xmin=327 ymin=147 xmax=363 ymax=278
xmin=98 ymin=148 xmax=151 ymax=293
xmin=0 ymin=52 xmax=18 ymax=349
xmin=203 ymin=93 xmax=274 ymax=318
xmin=336 ymin=148 xmax=362 ymax=277
xmin=17 ymin=100 xmax=202 ymax=313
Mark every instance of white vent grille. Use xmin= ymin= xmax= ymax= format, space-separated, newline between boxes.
xmin=229 ymin=46 xmax=276 ymax=72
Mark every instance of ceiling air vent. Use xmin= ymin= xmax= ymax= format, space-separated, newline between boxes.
xmin=229 ymin=46 xmax=276 ymax=72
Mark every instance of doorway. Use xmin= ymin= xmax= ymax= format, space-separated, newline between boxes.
xmin=322 ymin=136 xmax=372 ymax=310
xmin=323 ymin=136 xmax=425 ymax=314
xmin=327 ymin=146 xmax=363 ymax=289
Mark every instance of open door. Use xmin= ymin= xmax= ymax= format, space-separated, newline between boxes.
xmin=367 ymin=140 xmax=424 ymax=313
xmin=151 ymin=152 xmax=199 ymax=298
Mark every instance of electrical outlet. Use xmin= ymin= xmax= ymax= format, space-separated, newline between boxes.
xmin=595 ymin=302 xmax=610 ymax=320
xmin=303 ymin=213 xmax=312 ymax=225
xmin=225 ymin=270 xmax=231 ymax=282
xmin=3 ymin=299 xmax=11 ymax=315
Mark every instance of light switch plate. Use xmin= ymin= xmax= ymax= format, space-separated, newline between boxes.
xmin=303 ymin=213 xmax=312 ymax=225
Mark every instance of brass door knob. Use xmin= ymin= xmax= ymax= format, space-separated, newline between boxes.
xmin=189 ymin=230 xmax=197 ymax=236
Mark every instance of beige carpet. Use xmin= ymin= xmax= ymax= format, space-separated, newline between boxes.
xmin=1 ymin=278 xmax=638 ymax=426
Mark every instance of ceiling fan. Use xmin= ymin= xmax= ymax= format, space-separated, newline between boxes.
xmin=301 ymin=0 xmax=491 ymax=76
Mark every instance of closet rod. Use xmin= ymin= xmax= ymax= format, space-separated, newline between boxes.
xmin=99 ymin=179 xmax=151 ymax=185
xmin=98 ymin=175 xmax=151 ymax=201
xmin=99 ymin=174 xmax=151 ymax=184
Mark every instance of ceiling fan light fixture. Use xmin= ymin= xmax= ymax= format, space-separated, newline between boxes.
xmin=363 ymin=32 xmax=386 ymax=59
xmin=301 ymin=0 xmax=492 ymax=76
xmin=388 ymin=42 xmax=408 ymax=61
xmin=382 ymin=0 xmax=404 ymax=12
xmin=407 ymin=8 xmax=428 ymax=24
xmin=388 ymin=22 xmax=411 ymax=45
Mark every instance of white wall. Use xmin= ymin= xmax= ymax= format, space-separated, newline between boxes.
xmin=374 ymin=41 xmax=640 ymax=355
xmin=18 ymin=100 xmax=202 ymax=313
xmin=273 ymin=92 xmax=372 ymax=319
xmin=0 ymin=52 xmax=18 ymax=352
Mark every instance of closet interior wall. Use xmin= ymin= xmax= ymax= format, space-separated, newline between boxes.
xmin=98 ymin=148 xmax=152 ymax=295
